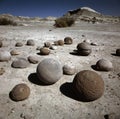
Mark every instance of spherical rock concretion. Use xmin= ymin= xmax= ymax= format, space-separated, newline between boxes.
xmin=116 ymin=49 xmax=120 ymax=56
xmin=58 ymin=40 xmax=64 ymax=46
xmin=12 ymin=58 xmax=29 ymax=68
xmin=40 ymin=47 xmax=50 ymax=55
xmin=28 ymin=56 xmax=39 ymax=64
xmin=37 ymin=58 xmax=63 ymax=84
xmin=64 ymin=37 xmax=73 ymax=44
xmin=96 ymin=59 xmax=113 ymax=71
xmin=44 ymin=42 xmax=52 ymax=48
xmin=10 ymin=49 xmax=20 ymax=55
xmin=73 ymin=70 xmax=104 ymax=101
xmin=15 ymin=42 xmax=23 ymax=47
xmin=26 ymin=39 xmax=35 ymax=46
xmin=77 ymin=42 xmax=92 ymax=56
xmin=63 ymin=64 xmax=76 ymax=75
xmin=0 ymin=50 xmax=11 ymax=61
xmin=10 ymin=83 xmax=30 ymax=101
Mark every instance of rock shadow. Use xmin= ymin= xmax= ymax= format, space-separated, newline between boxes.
xmin=111 ymin=53 xmax=119 ymax=57
xmin=28 ymin=73 xmax=49 ymax=86
xmin=60 ymin=82 xmax=90 ymax=102
xmin=69 ymin=50 xmax=80 ymax=56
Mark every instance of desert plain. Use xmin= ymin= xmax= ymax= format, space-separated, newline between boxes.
xmin=0 ymin=20 xmax=120 ymax=119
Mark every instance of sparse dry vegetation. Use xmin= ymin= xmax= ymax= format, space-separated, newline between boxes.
xmin=0 ymin=17 xmax=17 ymax=26
xmin=54 ymin=17 xmax=75 ymax=27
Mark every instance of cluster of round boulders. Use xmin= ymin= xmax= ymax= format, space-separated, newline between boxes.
xmin=64 ymin=37 xmax=73 ymax=44
xmin=96 ymin=59 xmax=113 ymax=71
xmin=0 ymin=50 xmax=11 ymax=61
xmin=77 ymin=42 xmax=92 ymax=56
xmin=116 ymin=49 xmax=120 ymax=56
xmin=15 ymin=42 xmax=23 ymax=47
xmin=63 ymin=64 xmax=76 ymax=75
xmin=37 ymin=58 xmax=63 ymax=84
xmin=44 ymin=42 xmax=52 ymax=48
xmin=10 ymin=83 xmax=30 ymax=101
xmin=28 ymin=56 xmax=39 ymax=64
xmin=26 ymin=39 xmax=35 ymax=46
xmin=12 ymin=58 xmax=29 ymax=68
xmin=73 ymin=70 xmax=104 ymax=101
xmin=10 ymin=49 xmax=20 ymax=55
xmin=40 ymin=47 xmax=50 ymax=55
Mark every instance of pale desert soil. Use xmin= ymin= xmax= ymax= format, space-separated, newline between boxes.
xmin=0 ymin=22 xmax=120 ymax=119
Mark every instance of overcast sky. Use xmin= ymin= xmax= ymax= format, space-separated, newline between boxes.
xmin=0 ymin=0 xmax=120 ymax=17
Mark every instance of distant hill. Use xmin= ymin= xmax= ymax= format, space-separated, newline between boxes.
xmin=63 ymin=7 xmax=120 ymax=24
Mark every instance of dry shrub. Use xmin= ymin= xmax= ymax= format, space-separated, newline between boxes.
xmin=54 ymin=17 xmax=75 ymax=27
xmin=0 ymin=17 xmax=17 ymax=26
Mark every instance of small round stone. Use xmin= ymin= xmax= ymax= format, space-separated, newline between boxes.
xmin=63 ymin=64 xmax=76 ymax=75
xmin=10 ymin=83 xmax=30 ymax=101
xmin=0 ymin=50 xmax=11 ymax=61
xmin=37 ymin=58 xmax=63 ymax=84
xmin=12 ymin=58 xmax=29 ymax=68
xmin=44 ymin=42 xmax=52 ymax=48
xmin=28 ymin=56 xmax=39 ymax=64
xmin=40 ymin=47 xmax=50 ymax=55
xmin=26 ymin=39 xmax=35 ymax=46
xmin=96 ymin=59 xmax=113 ymax=71
xmin=77 ymin=42 xmax=92 ymax=56
xmin=64 ymin=37 xmax=73 ymax=44
xmin=0 ymin=68 xmax=5 ymax=75
xmin=15 ymin=42 xmax=23 ymax=47
xmin=10 ymin=49 xmax=20 ymax=55
xmin=116 ymin=49 xmax=120 ymax=56
xmin=57 ymin=40 xmax=64 ymax=46
xmin=73 ymin=70 xmax=104 ymax=101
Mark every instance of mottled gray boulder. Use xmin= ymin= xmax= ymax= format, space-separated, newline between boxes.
xmin=96 ymin=59 xmax=113 ymax=71
xmin=73 ymin=70 xmax=104 ymax=101
xmin=77 ymin=42 xmax=92 ymax=56
xmin=12 ymin=58 xmax=29 ymax=68
xmin=37 ymin=58 xmax=63 ymax=84
xmin=26 ymin=39 xmax=35 ymax=46
xmin=64 ymin=37 xmax=73 ymax=44
xmin=0 ymin=50 xmax=11 ymax=61
xmin=10 ymin=83 xmax=30 ymax=101
xmin=28 ymin=56 xmax=39 ymax=64
xmin=63 ymin=64 xmax=76 ymax=75
xmin=116 ymin=49 xmax=120 ymax=56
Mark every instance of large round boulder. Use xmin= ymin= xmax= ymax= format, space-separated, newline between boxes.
xmin=0 ymin=50 xmax=11 ymax=61
xmin=73 ymin=70 xmax=104 ymax=101
xmin=77 ymin=42 xmax=92 ymax=56
xmin=37 ymin=58 xmax=63 ymax=84
xmin=96 ymin=59 xmax=113 ymax=71
xmin=10 ymin=83 xmax=30 ymax=101
xmin=12 ymin=58 xmax=29 ymax=68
